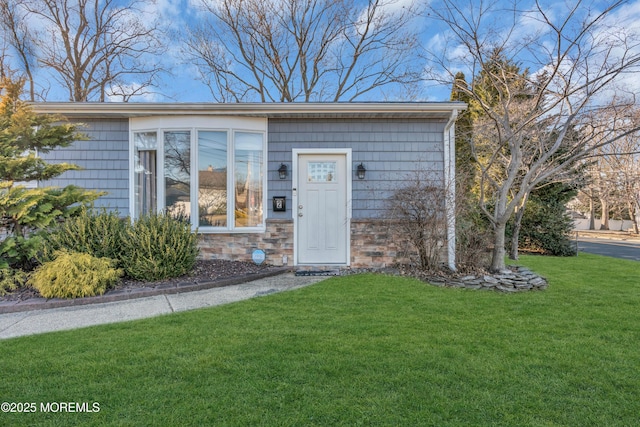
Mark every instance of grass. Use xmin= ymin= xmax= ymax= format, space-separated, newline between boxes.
xmin=0 ymin=253 xmax=638 ymax=426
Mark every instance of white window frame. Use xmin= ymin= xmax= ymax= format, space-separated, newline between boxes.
xmin=129 ymin=116 xmax=268 ymax=233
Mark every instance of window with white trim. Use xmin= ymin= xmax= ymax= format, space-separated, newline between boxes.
xmin=130 ymin=116 xmax=267 ymax=232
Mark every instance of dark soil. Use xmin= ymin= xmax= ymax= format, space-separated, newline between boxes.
xmin=1 ymin=259 xmax=280 ymax=303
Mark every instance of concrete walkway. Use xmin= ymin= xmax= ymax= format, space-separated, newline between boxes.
xmin=0 ymin=273 xmax=327 ymax=340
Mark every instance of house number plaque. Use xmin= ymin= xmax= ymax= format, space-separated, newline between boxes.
xmin=273 ymin=196 xmax=286 ymax=212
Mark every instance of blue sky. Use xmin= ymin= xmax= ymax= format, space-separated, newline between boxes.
xmin=12 ymin=0 xmax=640 ymax=103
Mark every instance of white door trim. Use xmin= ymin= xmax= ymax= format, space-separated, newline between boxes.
xmin=292 ymin=148 xmax=352 ymax=266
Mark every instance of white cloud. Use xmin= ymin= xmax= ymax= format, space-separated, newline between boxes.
xmin=107 ymin=82 xmax=160 ymax=102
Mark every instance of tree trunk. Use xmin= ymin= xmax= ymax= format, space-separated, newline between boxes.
xmin=589 ymin=196 xmax=595 ymax=230
xmin=509 ymin=207 xmax=525 ymax=260
xmin=509 ymin=195 xmax=529 ymax=260
xmin=490 ymin=222 xmax=507 ymax=272
xmin=25 ymin=68 xmax=35 ymax=102
xmin=600 ymin=198 xmax=610 ymax=230
xmin=628 ymin=201 xmax=639 ymax=234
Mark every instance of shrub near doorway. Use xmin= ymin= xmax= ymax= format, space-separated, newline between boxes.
xmin=42 ymin=210 xmax=199 ymax=285
xmin=120 ymin=213 xmax=199 ymax=281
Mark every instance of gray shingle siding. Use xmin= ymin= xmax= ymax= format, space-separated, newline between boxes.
xmin=39 ymin=119 xmax=130 ymax=215
xmin=38 ymin=116 xmax=446 ymax=222
xmin=267 ymin=118 xmax=446 ymax=219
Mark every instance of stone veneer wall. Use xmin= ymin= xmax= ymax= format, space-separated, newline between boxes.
xmin=198 ymin=218 xmax=434 ymax=269
xmin=198 ymin=219 xmax=293 ymax=267
xmin=350 ymin=219 xmax=415 ymax=268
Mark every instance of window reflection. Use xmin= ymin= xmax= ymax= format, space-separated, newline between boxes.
xmin=198 ymin=131 xmax=227 ymax=227
xmin=134 ymin=132 xmax=157 ymax=216
xmin=133 ymin=128 xmax=264 ymax=230
xmin=235 ymin=132 xmax=263 ymax=227
xmin=164 ymin=131 xmax=191 ymax=219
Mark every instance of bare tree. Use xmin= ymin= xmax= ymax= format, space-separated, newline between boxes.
xmin=580 ymin=116 xmax=640 ymax=233
xmin=184 ymin=0 xmax=422 ymax=102
xmin=0 ymin=0 xmax=37 ymax=101
xmin=611 ymin=142 xmax=640 ymax=234
xmin=14 ymin=0 xmax=166 ymax=102
xmin=387 ymin=172 xmax=447 ymax=271
xmin=425 ymin=0 xmax=640 ymax=271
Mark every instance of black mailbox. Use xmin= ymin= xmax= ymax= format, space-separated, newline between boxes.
xmin=273 ymin=196 xmax=286 ymax=212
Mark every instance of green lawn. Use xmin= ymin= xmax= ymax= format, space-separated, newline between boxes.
xmin=1 ymin=253 xmax=638 ymax=426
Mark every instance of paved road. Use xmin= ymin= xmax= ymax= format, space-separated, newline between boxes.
xmin=577 ymin=237 xmax=640 ymax=261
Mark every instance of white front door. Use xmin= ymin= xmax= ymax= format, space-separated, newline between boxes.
xmin=295 ymin=152 xmax=349 ymax=265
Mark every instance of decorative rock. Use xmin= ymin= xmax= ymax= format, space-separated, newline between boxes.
xmin=422 ymin=265 xmax=548 ymax=293
xmin=496 ymin=285 xmax=519 ymax=293
xmin=483 ymin=275 xmax=499 ymax=284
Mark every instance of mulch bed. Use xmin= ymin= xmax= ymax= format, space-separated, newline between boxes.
xmin=1 ymin=259 xmax=280 ymax=303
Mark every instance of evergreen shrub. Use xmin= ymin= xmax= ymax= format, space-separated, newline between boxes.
xmin=120 ymin=213 xmax=199 ymax=281
xmin=0 ymin=268 xmax=27 ymax=295
xmin=29 ymin=251 xmax=122 ymax=298
xmin=41 ymin=207 xmax=126 ymax=263
xmin=511 ymin=183 xmax=577 ymax=256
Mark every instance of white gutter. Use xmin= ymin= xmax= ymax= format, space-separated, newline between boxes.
xmin=31 ymin=101 xmax=466 ymax=118
xmin=444 ymin=109 xmax=459 ymax=271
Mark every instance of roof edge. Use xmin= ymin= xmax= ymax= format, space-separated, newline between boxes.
xmin=30 ymin=102 xmax=467 ymax=119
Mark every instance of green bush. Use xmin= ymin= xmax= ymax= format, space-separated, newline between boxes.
xmin=511 ymin=183 xmax=577 ymax=256
xmin=0 ymin=267 xmax=28 ymax=295
xmin=120 ymin=213 xmax=199 ymax=281
xmin=39 ymin=210 xmax=199 ymax=282
xmin=29 ymin=251 xmax=123 ymax=299
xmin=40 ymin=207 xmax=126 ymax=263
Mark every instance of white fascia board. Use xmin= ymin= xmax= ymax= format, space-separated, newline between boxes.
xmin=31 ymin=102 xmax=467 ymax=119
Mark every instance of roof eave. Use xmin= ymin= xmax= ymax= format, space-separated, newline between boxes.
xmin=30 ymin=102 xmax=467 ymax=119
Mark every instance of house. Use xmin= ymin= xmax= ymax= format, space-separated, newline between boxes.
xmin=33 ymin=102 xmax=464 ymax=270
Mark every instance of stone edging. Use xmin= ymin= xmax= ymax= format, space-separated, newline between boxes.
xmin=0 ymin=267 xmax=290 ymax=314
xmin=424 ymin=266 xmax=548 ymax=292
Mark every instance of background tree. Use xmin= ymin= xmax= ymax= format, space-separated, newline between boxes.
xmin=509 ymin=181 xmax=578 ymax=256
xmin=184 ymin=0 xmax=422 ymax=102
xmin=0 ymin=77 xmax=101 ymax=273
xmin=0 ymin=0 xmax=37 ymax=101
xmin=450 ymin=71 xmax=475 ymax=193
xmin=425 ymin=0 xmax=640 ymax=271
xmin=608 ymin=138 xmax=640 ymax=234
xmin=1 ymin=0 xmax=165 ymax=102
xmin=577 ymin=124 xmax=640 ymax=233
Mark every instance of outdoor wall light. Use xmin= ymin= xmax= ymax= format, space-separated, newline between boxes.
xmin=357 ymin=163 xmax=367 ymax=179
xmin=278 ymin=163 xmax=288 ymax=179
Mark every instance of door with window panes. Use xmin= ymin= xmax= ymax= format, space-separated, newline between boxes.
xmin=296 ymin=154 xmax=348 ymax=264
